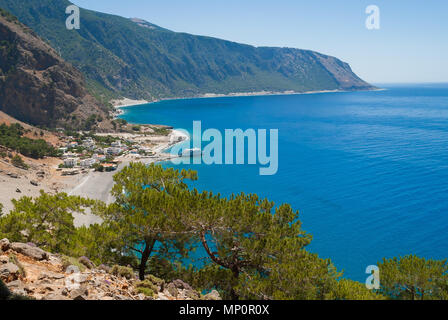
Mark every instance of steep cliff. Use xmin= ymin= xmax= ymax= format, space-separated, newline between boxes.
xmin=0 ymin=9 xmax=112 ymax=131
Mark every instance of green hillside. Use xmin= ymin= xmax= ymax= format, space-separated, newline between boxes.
xmin=0 ymin=0 xmax=374 ymax=101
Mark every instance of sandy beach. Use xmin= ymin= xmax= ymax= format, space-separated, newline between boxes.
xmin=111 ymin=98 xmax=150 ymax=108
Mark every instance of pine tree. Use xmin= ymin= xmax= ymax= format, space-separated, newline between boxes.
xmin=103 ymin=162 xmax=198 ymax=280
xmin=378 ymin=255 xmax=448 ymax=300
xmin=182 ymin=191 xmax=322 ymax=299
xmin=0 ymin=190 xmax=96 ymax=253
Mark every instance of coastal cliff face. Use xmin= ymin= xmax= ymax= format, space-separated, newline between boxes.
xmin=0 ymin=9 xmax=112 ymax=131
xmin=0 ymin=0 xmax=375 ymax=101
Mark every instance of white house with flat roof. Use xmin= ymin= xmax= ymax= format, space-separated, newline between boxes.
xmin=80 ymin=158 xmax=97 ymax=168
xmin=63 ymin=158 xmax=78 ymax=168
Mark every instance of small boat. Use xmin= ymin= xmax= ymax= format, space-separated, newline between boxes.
xmin=179 ymin=148 xmax=202 ymax=157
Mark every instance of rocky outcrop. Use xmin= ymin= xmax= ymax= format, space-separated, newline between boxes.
xmin=0 ymin=9 xmax=113 ymax=131
xmin=9 ymin=243 xmax=49 ymax=261
xmin=0 ymin=262 xmax=19 ymax=282
xmin=0 ymin=238 xmax=221 ymax=301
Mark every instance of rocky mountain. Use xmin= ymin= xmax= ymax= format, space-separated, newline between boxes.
xmin=0 ymin=8 xmax=112 ymax=131
xmin=0 ymin=238 xmax=220 ymax=300
xmin=0 ymin=0 xmax=375 ymax=102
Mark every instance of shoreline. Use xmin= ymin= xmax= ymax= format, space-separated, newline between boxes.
xmin=115 ymin=87 xmax=383 ymax=111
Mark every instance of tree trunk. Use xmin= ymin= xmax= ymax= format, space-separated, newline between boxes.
xmin=230 ymin=266 xmax=240 ymax=300
xmin=139 ymin=239 xmax=155 ymax=281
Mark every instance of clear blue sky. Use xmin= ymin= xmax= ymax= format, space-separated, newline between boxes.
xmin=72 ymin=0 xmax=448 ymax=84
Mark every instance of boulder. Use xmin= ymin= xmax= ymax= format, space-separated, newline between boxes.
xmin=7 ymin=280 xmax=27 ymax=296
xmin=98 ymin=264 xmax=111 ymax=273
xmin=10 ymin=242 xmax=49 ymax=261
xmin=204 ymin=290 xmax=221 ymax=300
xmin=0 ymin=263 xmax=20 ymax=282
xmin=137 ymin=293 xmax=146 ymax=300
xmin=0 ymin=238 xmax=10 ymax=251
xmin=6 ymin=280 xmax=24 ymax=290
xmin=78 ymin=256 xmax=95 ymax=269
xmin=157 ymin=292 xmax=170 ymax=300
xmin=70 ymin=286 xmax=88 ymax=300
xmin=171 ymin=279 xmax=192 ymax=291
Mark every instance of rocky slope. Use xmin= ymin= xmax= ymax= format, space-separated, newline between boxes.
xmin=0 ymin=238 xmax=220 ymax=301
xmin=0 ymin=9 xmax=113 ymax=131
xmin=0 ymin=0 xmax=375 ymax=101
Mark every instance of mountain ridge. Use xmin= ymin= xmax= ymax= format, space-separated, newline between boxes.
xmin=0 ymin=0 xmax=375 ymax=102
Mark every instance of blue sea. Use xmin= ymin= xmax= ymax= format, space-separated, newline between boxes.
xmin=120 ymin=84 xmax=448 ymax=282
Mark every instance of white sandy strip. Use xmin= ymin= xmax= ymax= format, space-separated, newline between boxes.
xmin=169 ymin=129 xmax=190 ymax=146
xmin=111 ymin=98 xmax=149 ymax=109
xmin=170 ymin=129 xmax=190 ymax=141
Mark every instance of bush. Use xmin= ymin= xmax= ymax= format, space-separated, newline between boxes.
xmin=136 ymin=286 xmax=155 ymax=297
xmin=111 ymin=265 xmax=134 ymax=280
xmin=151 ymin=127 xmax=170 ymax=136
xmin=146 ymin=274 xmax=165 ymax=288
xmin=61 ymin=255 xmax=86 ymax=272
xmin=115 ymin=119 xmax=127 ymax=127
xmin=0 ymin=124 xmax=57 ymax=159
xmin=11 ymin=154 xmax=28 ymax=169
xmin=135 ymin=279 xmax=159 ymax=297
